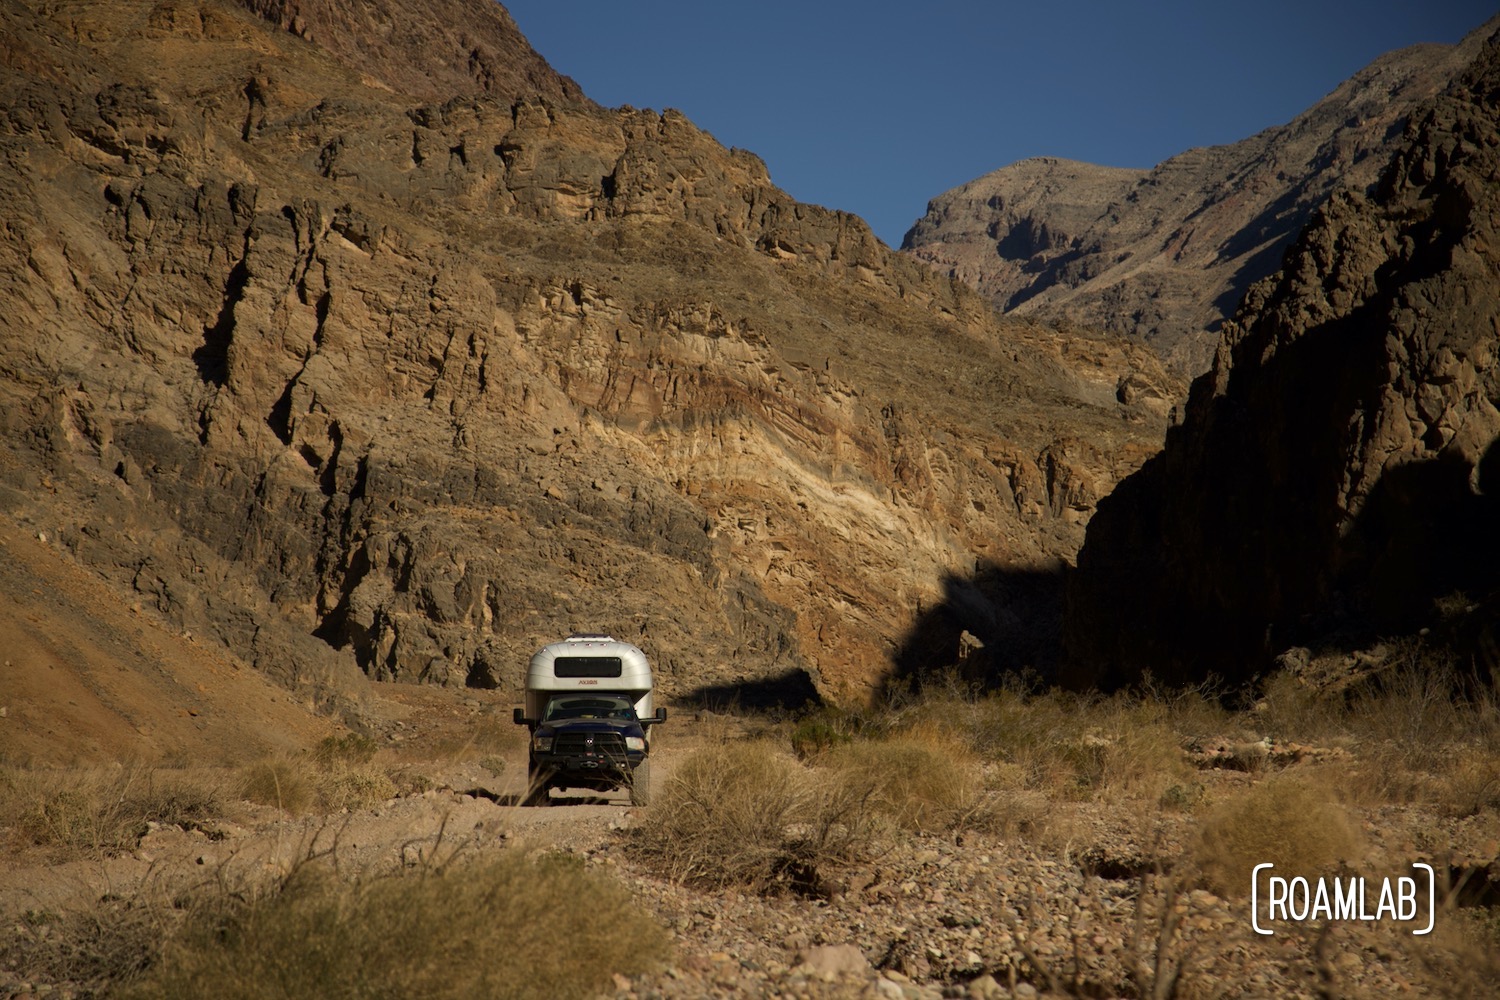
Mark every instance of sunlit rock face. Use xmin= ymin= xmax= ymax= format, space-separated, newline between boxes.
xmin=0 ymin=0 xmax=1172 ymax=707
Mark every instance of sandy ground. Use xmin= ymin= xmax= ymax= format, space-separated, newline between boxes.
xmin=0 ymin=520 xmax=338 ymax=766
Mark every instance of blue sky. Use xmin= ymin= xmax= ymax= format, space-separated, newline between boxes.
xmin=502 ymin=2 xmax=1497 ymax=247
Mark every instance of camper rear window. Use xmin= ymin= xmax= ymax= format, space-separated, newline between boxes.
xmin=553 ymin=656 xmax=624 ymax=678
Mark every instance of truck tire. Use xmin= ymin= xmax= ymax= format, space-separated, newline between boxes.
xmin=629 ymin=758 xmax=652 ymax=806
xmin=523 ymin=764 xmax=552 ymax=807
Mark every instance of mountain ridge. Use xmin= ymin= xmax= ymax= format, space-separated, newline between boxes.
xmin=902 ymin=22 xmax=1497 ymax=374
xmin=234 ymin=0 xmax=591 ymax=105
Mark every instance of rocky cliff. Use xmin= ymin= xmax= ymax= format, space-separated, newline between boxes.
xmin=235 ymin=0 xmax=591 ymax=106
xmin=1063 ymin=25 xmax=1500 ymax=690
xmin=903 ymin=24 xmax=1494 ymax=374
xmin=0 ymin=0 xmax=1174 ymax=709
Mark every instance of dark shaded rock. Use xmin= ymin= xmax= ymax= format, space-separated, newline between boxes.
xmin=1064 ymin=27 xmax=1500 ymax=690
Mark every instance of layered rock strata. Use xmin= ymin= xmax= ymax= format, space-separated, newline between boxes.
xmin=0 ymin=0 xmax=1173 ymax=706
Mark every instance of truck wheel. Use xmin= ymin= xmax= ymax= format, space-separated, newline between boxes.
xmin=523 ymin=765 xmax=552 ymax=807
xmin=629 ymin=758 xmax=652 ymax=807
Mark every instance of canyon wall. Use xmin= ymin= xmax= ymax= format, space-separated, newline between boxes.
xmin=1064 ymin=28 xmax=1500 ymax=689
xmin=0 ymin=0 xmax=1172 ymax=707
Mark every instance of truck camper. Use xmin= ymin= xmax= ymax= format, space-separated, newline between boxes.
xmin=512 ymin=634 xmax=666 ymax=806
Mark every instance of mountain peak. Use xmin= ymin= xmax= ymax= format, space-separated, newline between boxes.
xmin=903 ymin=21 xmax=1496 ymax=374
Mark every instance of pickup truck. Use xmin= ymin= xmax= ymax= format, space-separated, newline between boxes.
xmin=512 ymin=635 xmax=666 ymax=806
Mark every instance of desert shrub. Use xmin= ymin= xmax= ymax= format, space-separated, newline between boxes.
xmin=819 ymin=734 xmax=980 ymax=832
xmin=1346 ymin=655 xmax=1473 ymax=750
xmin=239 ymin=757 xmax=316 ymax=814
xmin=952 ymin=691 xmax=1189 ymax=801
xmin=982 ymin=759 xmax=1030 ymax=791
xmin=312 ymin=732 xmax=379 ymax=765
xmin=1260 ymin=647 xmax=1499 ymax=747
xmin=0 ymin=897 xmax=165 ymax=994
xmin=318 ymin=765 xmax=398 ymax=812
xmin=310 ymin=731 xmax=402 ymax=808
xmin=1054 ymin=726 xmax=1184 ymax=799
xmin=241 ymin=750 xmax=397 ymax=814
xmin=789 ymin=707 xmax=863 ymax=759
xmin=389 ymin=767 xmax=436 ymax=796
xmin=1332 ymin=747 xmax=1497 ymax=814
xmin=1415 ymin=750 xmax=1500 ymax=818
xmin=1083 ymin=700 xmax=1194 ymax=797
xmin=976 ymin=787 xmax=1055 ymax=840
xmin=1159 ymin=781 xmax=1208 ymax=812
xmin=1262 ymin=653 xmax=1500 ymax=812
xmin=1254 ymin=671 xmax=1350 ymax=743
xmin=1 ymin=765 xmax=220 ymax=855
xmin=120 ymin=852 xmax=668 ymax=1000
xmin=134 ymin=773 xmax=221 ymax=829
xmin=7 ymin=772 xmax=139 ymax=853
xmin=1194 ymin=776 xmax=1362 ymax=897
xmin=950 ymin=688 xmax=1076 ymax=784
xmin=634 ymin=741 xmax=875 ymax=889
xmin=1153 ymin=678 xmax=1239 ymax=739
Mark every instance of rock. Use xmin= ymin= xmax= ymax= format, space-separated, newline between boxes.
xmin=795 ymin=943 xmax=870 ymax=980
xmin=966 ymin=974 xmax=1005 ymax=1000
xmin=1274 ymin=647 xmax=1312 ymax=673
xmin=0 ymin=0 xmax=1170 ymax=711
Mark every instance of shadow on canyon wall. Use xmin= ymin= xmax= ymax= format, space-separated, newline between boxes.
xmin=1329 ymin=438 xmax=1500 ymax=686
xmin=678 ymin=669 xmax=823 ymax=714
xmin=668 ymin=429 xmax=1498 ymax=712
xmin=881 ymin=560 xmax=1067 ymax=698
xmin=1341 ymin=441 xmax=1500 ymax=636
xmin=874 ymin=438 xmax=1499 ymax=703
xmin=660 ymin=560 xmax=1072 ymax=710
xmin=1060 ymin=432 xmax=1500 ymax=694
xmin=1060 ymin=285 xmax=1435 ymax=691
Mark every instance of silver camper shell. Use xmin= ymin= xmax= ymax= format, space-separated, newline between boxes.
xmin=517 ymin=634 xmax=658 ymax=725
